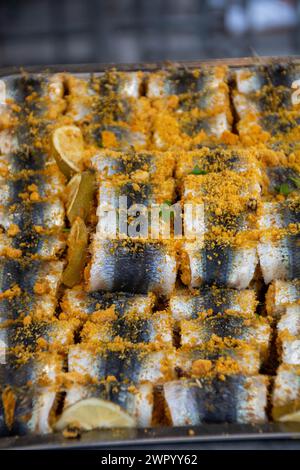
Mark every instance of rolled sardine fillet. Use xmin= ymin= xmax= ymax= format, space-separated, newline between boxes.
xmin=175 ymin=345 xmax=261 ymax=376
xmin=0 ymin=319 xmax=78 ymax=356
xmin=182 ymin=167 xmax=260 ymax=248
xmin=65 ymin=73 xmax=149 ymax=150
xmin=183 ymin=172 xmax=260 ymax=203
xmin=66 ymin=71 xmax=142 ymax=116
xmin=92 ymin=71 xmax=142 ymax=98
xmin=0 ymin=231 xmax=65 ymax=260
xmin=266 ymin=279 xmax=300 ymax=318
xmin=80 ymin=310 xmax=173 ymax=347
xmin=233 ymin=87 xmax=297 ymax=121
xmin=175 ymin=146 xmax=261 ymax=181
xmin=96 ymin=177 xmax=175 ymax=217
xmin=96 ymin=178 xmax=175 ymax=238
xmin=234 ymin=64 xmax=300 ymax=94
xmin=164 ymin=375 xmax=268 ymax=425
xmin=91 ymin=124 xmax=147 ymax=151
xmin=62 ymin=287 xmax=155 ymax=320
xmin=277 ymin=305 xmax=300 ymax=365
xmin=272 ymin=364 xmax=300 ymax=421
xmin=61 ymin=382 xmax=153 ymax=429
xmin=147 ymin=66 xmax=228 ymax=98
xmin=175 ymin=88 xmax=229 ymax=114
xmin=181 ymin=240 xmax=257 ymax=290
xmin=170 ymin=287 xmax=257 ymax=321
xmin=0 ymin=152 xmax=57 ymax=175
xmin=237 ymin=111 xmax=300 ymax=142
xmin=87 ymin=236 xmax=177 ymax=297
xmin=258 ymin=201 xmax=300 ymax=284
xmin=153 ymin=112 xmax=231 ymax=150
xmin=0 ymin=386 xmax=58 ymax=436
xmin=0 ymin=352 xmax=63 ymax=436
xmin=0 ymin=198 xmax=65 ymax=234
xmin=0 ymin=258 xmax=63 ymax=321
xmin=179 ymin=313 xmax=271 ymax=358
xmin=68 ymin=345 xmax=176 ymax=384
xmin=0 ymin=73 xmax=65 ymax=124
xmin=90 ymin=149 xmax=175 ymax=182
xmin=62 ymin=287 xmax=155 ymax=321
xmin=0 ymin=171 xmax=65 ymax=206
xmin=181 ymin=112 xmax=231 ymax=139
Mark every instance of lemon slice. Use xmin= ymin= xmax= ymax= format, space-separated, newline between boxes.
xmin=52 ymin=125 xmax=84 ymax=178
xmin=278 ymin=409 xmax=300 ymax=422
xmin=54 ymin=398 xmax=136 ymax=431
xmin=62 ymin=217 xmax=88 ymax=288
xmin=66 ymin=170 xmax=96 ymax=224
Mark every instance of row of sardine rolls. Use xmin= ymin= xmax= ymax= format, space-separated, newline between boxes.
xmin=1 ymin=68 xmax=300 ymax=435
xmin=86 ymin=149 xmax=177 ymax=297
xmin=266 ymin=279 xmax=300 ymax=420
xmin=0 ymin=75 xmax=69 ymax=437
xmin=0 ymin=75 xmax=67 ymax=259
xmin=84 ymin=146 xmax=300 ymax=296
xmin=64 ymin=67 xmax=232 ymax=151
xmin=52 ymin=284 xmax=268 ymax=428
xmin=232 ymin=63 xmax=300 ymax=423
xmin=1 ymin=285 xmax=269 ymax=432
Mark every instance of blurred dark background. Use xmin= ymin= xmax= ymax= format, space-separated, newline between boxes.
xmin=0 ymin=0 xmax=299 ymax=66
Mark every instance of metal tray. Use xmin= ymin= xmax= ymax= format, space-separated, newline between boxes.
xmin=1 ymin=57 xmax=300 ymax=449
xmin=1 ymin=423 xmax=300 ymax=449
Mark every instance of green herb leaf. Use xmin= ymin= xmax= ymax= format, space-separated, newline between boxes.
xmin=191 ymin=165 xmax=207 ymax=175
xmin=290 ymin=176 xmax=300 ymax=189
xmin=63 ymin=228 xmax=71 ymax=232
xmin=276 ymin=183 xmax=292 ymax=196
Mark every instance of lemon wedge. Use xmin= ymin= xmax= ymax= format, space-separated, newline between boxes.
xmin=52 ymin=125 xmax=84 ymax=178
xmin=66 ymin=170 xmax=96 ymax=224
xmin=62 ymin=217 xmax=88 ymax=287
xmin=54 ymin=398 xmax=136 ymax=431
xmin=278 ymin=409 xmax=300 ymax=422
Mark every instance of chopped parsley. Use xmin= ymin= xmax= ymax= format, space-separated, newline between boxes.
xmin=191 ymin=165 xmax=207 ymax=175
